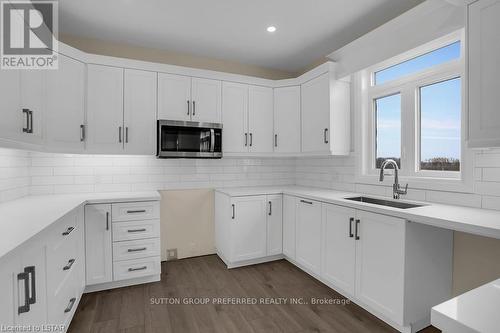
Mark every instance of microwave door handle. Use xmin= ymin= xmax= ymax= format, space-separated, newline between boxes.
xmin=210 ymin=129 xmax=215 ymax=152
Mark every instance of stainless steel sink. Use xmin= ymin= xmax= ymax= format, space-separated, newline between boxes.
xmin=344 ymin=196 xmax=426 ymax=209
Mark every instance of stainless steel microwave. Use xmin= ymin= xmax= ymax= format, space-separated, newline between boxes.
xmin=157 ymin=120 xmax=222 ymax=158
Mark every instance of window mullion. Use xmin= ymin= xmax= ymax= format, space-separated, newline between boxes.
xmin=400 ymin=84 xmax=416 ymax=177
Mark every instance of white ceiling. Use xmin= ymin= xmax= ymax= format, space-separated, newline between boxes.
xmin=57 ymin=0 xmax=425 ymax=73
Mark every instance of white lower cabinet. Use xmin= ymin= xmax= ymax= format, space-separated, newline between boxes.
xmin=295 ymin=198 xmax=322 ymax=276
xmin=85 ymin=201 xmax=161 ymax=290
xmin=85 ymin=204 xmax=113 ymax=285
xmin=322 ymin=204 xmax=356 ymax=296
xmin=215 ymin=192 xmax=282 ymax=267
xmin=282 ymin=195 xmax=297 ymax=259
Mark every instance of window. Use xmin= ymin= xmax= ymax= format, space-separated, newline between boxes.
xmin=375 ymin=94 xmax=401 ymax=168
xmin=374 ymin=41 xmax=461 ymax=85
xmin=419 ymin=78 xmax=461 ymax=171
xmin=360 ymin=32 xmax=465 ymax=183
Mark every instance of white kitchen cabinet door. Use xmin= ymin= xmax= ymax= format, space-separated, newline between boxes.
xmin=157 ymin=73 xmax=191 ymax=121
xmin=0 ymin=69 xmax=22 ymax=142
xmin=0 ymin=255 xmax=18 ymax=326
xmin=266 ymin=195 xmax=283 ymax=256
xmin=230 ymin=196 xmax=267 ymax=262
xmin=86 ymin=64 xmax=124 ymax=153
xmin=295 ymin=198 xmax=322 ymax=276
xmin=468 ymin=0 xmax=500 ymax=147
xmin=248 ymin=85 xmax=274 ymax=153
xmin=274 ymin=86 xmax=301 ymax=153
xmin=19 ymin=70 xmax=44 ymax=143
xmin=45 ymin=54 xmax=85 ymax=152
xmin=301 ymin=73 xmax=331 ymax=153
xmin=322 ymin=203 xmax=356 ymax=296
xmin=222 ymin=82 xmax=248 ymax=153
xmin=355 ymin=210 xmax=405 ymax=325
xmin=16 ymin=240 xmax=48 ymax=326
xmin=282 ymin=195 xmax=296 ymax=259
xmin=124 ymin=69 xmax=157 ymax=154
xmin=85 ymin=204 xmax=113 ymax=286
xmin=191 ymin=77 xmax=221 ymax=123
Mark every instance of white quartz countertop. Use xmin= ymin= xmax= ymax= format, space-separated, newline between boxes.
xmin=0 ymin=191 xmax=160 ymax=259
xmin=216 ymin=186 xmax=500 ymax=240
xmin=431 ymin=278 xmax=500 ymax=333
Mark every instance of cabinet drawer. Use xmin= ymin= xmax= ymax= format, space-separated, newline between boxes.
xmin=113 ymin=256 xmax=161 ymax=281
xmin=48 ymin=268 xmax=80 ymax=329
xmin=47 ymin=234 xmax=80 ymax=295
xmin=113 ymin=238 xmax=160 ymax=261
xmin=112 ymin=201 xmax=159 ymax=222
xmin=112 ymin=219 xmax=160 ymax=241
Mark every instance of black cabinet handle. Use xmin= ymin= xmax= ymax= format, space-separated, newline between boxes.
xmin=192 ymin=100 xmax=196 ymax=116
xmin=245 ymin=133 xmax=248 ymax=147
xmin=80 ymin=124 xmax=85 ymax=142
xmin=125 ymin=127 xmax=129 ymax=143
xmin=128 ymin=266 xmax=147 ymax=272
xmin=231 ymin=204 xmax=235 ymax=219
xmin=62 ymin=226 xmax=74 ymax=236
xmin=127 ymin=210 xmax=146 ymax=214
xmin=324 ymin=128 xmax=329 ymax=144
xmin=63 ymin=259 xmax=76 ymax=271
xmin=17 ymin=271 xmax=30 ymax=314
xmin=355 ymin=219 xmax=360 ymax=240
xmin=268 ymin=201 xmax=272 ymax=216
xmin=64 ymin=298 xmax=77 ymax=313
xmin=249 ymin=133 xmax=253 ymax=147
xmin=106 ymin=212 xmax=110 ymax=231
xmin=128 ymin=228 xmax=146 ymax=233
xmin=300 ymin=199 xmax=313 ymax=205
xmin=25 ymin=266 xmax=36 ymax=305
xmin=118 ymin=126 xmax=122 ymax=143
xmin=274 ymin=134 xmax=278 ymax=147
xmin=187 ymin=100 xmax=190 ymax=115
xmin=349 ymin=217 xmax=354 ymax=238
xmin=128 ymin=247 xmax=147 ymax=252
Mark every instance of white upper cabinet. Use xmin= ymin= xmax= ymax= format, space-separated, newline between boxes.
xmin=124 ymin=69 xmax=157 ymax=154
xmin=248 ymin=85 xmax=274 ymax=153
xmin=0 ymin=69 xmax=22 ymax=142
xmin=158 ymin=74 xmax=221 ymax=123
xmin=301 ymin=72 xmax=350 ymax=155
xmin=222 ymin=81 xmax=248 ymax=153
xmin=222 ymin=82 xmax=274 ymax=154
xmin=157 ymin=73 xmax=191 ymax=121
xmin=45 ymin=54 xmax=85 ymax=152
xmin=86 ymin=64 xmax=124 ymax=154
xmin=191 ymin=77 xmax=222 ymax=123
xmin=274 ymin=86 xmax=301 ymax=153
xmin=19 ymin=70 xmax=44 ymax=144
xmin=467 ymin=0 xmax=500 ymax=147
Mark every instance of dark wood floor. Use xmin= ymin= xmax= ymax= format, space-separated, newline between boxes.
xmin=68 ymin=255 xmax=441 ymax=333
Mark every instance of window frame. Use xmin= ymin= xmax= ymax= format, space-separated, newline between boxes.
xmin=355 ymin=29 xmax=473 ymax=193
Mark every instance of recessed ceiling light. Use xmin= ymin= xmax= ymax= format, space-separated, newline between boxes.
xmin=267 ymin=26 xmax=276 ymax=33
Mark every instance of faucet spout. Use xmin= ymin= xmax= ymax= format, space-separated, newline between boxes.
xmin=379 ymin=159 xmax=407 ymax=199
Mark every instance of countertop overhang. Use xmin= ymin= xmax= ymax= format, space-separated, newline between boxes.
xmin=0 ymin=191 xmax=160 ymax=259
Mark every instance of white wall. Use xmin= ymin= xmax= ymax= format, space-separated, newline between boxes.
xmin=0 ymin=148 xmax=31 ymax=203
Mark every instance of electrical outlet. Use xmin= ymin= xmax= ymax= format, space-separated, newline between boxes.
xmin=167 ymin=248 xmax=178 ymax=260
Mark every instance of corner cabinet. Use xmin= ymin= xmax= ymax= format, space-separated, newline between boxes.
xmin=301 ymin=72 xmax=350 ymax=155
xmin=467 ymin=0 xmax=500 ymax=147
xmin=295 ymin=198 xmax=322 ymax=276
xmin=221 ymin=82 xmax=274 ymax=154
xmin=214 ymin=191 xmax=282 ymax=268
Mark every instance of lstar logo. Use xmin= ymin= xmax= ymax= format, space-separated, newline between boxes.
xmin=1 ymin=0 xmax=58 ymax=69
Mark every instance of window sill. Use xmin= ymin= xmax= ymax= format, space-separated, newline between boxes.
xmin=355 ymin=173 xmax=473 ymax=194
